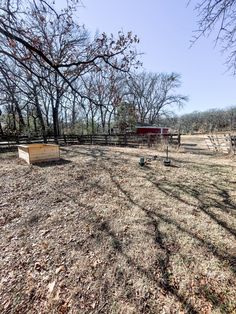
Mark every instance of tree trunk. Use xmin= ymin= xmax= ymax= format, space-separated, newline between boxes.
xmin=33 ymin=87 xmax=47 ymax=143
xmin=26 ymin=105 xmax=30 ymax=129
xmin=33 ymin=116 xmax=37 ymax=133
xmin=91 ymin=112 xmax=95 ymax=135
xmin=86 ymin=113 xmax=89 ymax=134
xmin=0 ymin=122 xmax=3 ymax=135
xmin=71 ymin=96 xmax=77 ymax=129
xmin=99 ymin=105 xmax=106 ymax=133
xmin=12 ymin=110 xmax=17 ymax=132
xmin=64 ymin=108 xmax=68 ymax=132
xmin=108 ymin=109 xmax=115 ymax=134
xmin=14 ymin=99 xmax=25 ymax=133
xmin=52 ymin=107 xmax=59 ymax=143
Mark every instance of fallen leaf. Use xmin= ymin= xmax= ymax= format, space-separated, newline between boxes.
xmin=48 ymin=280 xmax=56 ymax=294
xmin=55 ymin=265 xmax=65 ymax=274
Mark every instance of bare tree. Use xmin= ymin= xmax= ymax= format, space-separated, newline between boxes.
xmin=80 ymin=69 xmax=126 ymax=134
xmin=177 ymin=106 xmax=236 ymax=133
xmin=126 ymin=72 xmax=188 ymax=125
xmin=0 ymin=0 xmax=140 ymax=138
xmin=191 ymin=0 xmax=236 ymax=73
xmin=0 ymin=58 xmax=26 ymax=134
xmin=0 ymin=0 xmax=140 ymax=91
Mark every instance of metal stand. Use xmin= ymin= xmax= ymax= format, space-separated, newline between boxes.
xmin=164 ymin=146 xmax=171 ymax=166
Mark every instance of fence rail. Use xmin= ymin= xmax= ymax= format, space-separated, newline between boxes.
xmin=0 ymin=133 xmax=180 ymax=151
xmin=205 ymin=134 xmax=236 ymax=154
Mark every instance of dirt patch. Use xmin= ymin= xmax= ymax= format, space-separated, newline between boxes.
xmin=0 ymin=145 xmax=236 ymax=313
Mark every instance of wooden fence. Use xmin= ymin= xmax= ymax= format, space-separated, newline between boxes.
xmin=0 ymin=133 xmax=180 ymax=151
xmin=205 ymin=134 xmax=236 ymax=154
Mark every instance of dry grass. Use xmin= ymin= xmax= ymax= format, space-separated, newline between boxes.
xmin=0 ymin=144 xmax=236 ymax=314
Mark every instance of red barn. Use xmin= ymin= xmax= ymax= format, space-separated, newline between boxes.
xmin=136 ymin=126 xmax=169 ymax=135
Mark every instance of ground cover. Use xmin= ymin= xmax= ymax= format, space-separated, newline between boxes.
xmin=0 ymin=144 xmax=236 ymax=313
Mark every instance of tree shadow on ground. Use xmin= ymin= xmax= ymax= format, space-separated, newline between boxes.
xmin=48 ymin=151 xmax=236 ymax=313
xmin=170 ymin=155 xmax=225 ymax=165
xmin=61 ymin=146 xmax=111 ymax=160
xmin=61 ymin=191 xmax=200 ymax=313
xmin=148 ymin=179 xmax=236 ymax=237
xmin=34 ymin=158 xmax=72 ymax=167
xmin=106 ymin=165 xmax=235 ymax=311
xmin=46 ymin=146 xmax=236 ymax=312
xmin=179 ymin=147 xmax=215 ymax=156
xmin=0 ymin=146 xmax=17 ymax=154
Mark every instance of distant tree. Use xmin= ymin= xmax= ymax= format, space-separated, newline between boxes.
xmin=191 ymin=0 xmax=236 ymax=73
xmin=226 ymin=106 xmax=236 ymax=130
xmin=115 ymin=102 xmax=136 ymax=132
xmin=159 ymin=113 xmax=179 ymax=130
xmin=126 ymin=72 xmax=188 ymax=125
xmin=179 ymin=106 xmax=236 ymax=133
xmin=179 ymin=111 xmax=200 ymax=133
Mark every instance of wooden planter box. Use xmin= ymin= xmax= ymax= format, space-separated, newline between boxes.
xmin=18 ymin=144 xmax=60 ymax=164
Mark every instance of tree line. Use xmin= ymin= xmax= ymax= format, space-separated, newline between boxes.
xmin=0 ymin=0 xmax=187 ymax=141
xmin=161 ymin=106 xmax=236 ymax=134
xmin=1 ymin=0 xmax=236 ymax=140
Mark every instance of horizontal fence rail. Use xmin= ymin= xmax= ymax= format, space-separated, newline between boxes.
xmin=0 ymin=133 xmax=181 ymax=151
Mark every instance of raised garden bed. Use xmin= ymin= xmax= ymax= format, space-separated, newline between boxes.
xmin=18 ymin=144 xmax=60 ymax=164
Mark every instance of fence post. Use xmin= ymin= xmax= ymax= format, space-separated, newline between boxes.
xmin=232 ymin=135 xmax=236 ymax=154
xmin=156 ymin=134 xmax=159 ymax=146
xmin=124 ymin=133 xmax=127 ymax=146
xmin=234 ymin=137 xmax=236 ymax=155
xmin=16 ymin=135 xmax=19 ymax=144
xmin=147 ymin=134 xmax=151 ymax=147
xmin=63 ymin=134 xmax=67 ymax=145
xmin=25 ymin=135 xmax=30 ymax=144
xmin=178 ymin=133 xmax=181 ymax=147
xmin=43 ymin=134 xmax=47 ymax=143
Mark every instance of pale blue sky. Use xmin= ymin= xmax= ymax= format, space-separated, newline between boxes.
xmin=60 ymin=0 xmax=236 ymax=114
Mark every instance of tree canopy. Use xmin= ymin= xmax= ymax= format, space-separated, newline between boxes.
xmin=192 ymin=0 xmax=236 ymax=73
xmin=0 ymin=0 xmax=188 ymax=139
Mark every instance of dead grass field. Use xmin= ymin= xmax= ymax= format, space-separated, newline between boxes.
xmin=0 ymin=144 xmax=236 ymax=314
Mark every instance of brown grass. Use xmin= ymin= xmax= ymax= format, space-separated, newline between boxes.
xmin=0 ymin=145 xmax=236 ymax=314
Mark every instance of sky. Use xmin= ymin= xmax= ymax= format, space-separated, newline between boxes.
xmin=60 ymin=0 xmax=236 ymax=115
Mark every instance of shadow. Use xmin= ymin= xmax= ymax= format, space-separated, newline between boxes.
xmin=181 ymin=143 xmax=197 ymax=147
xmin=60 ymin=191 xmax=200 ymax=313
xmin=2 ymin=145 xmax=236 ymax=313
xmin=100 ymin=171 xmax=207 ymax=312
xmin=0 ymin=146 xmax=17 ymax=154
xmin=60 ymin=146 xmax=111 ymax=160
xmin=46 ymin=156 xmax=236 ymax=312
xmin=163 ymin=163 xmax=180 ymax=168
xmin=34 ymin=158 xmax=72 ymax=167
xmin=148 ymin=177 xmax=236 ymax=236
xmin=139 ymin=164 xmax=152 ymax=170
xmin=180 ymin=147 xmax=215 ymax=156
xmin=170 ymin=156 xmax=236 ymax=171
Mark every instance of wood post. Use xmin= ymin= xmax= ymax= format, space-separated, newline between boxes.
xmin=63 ymin=134 xmax=67 ymax=144
xmin=178 ymin=133 xmax=181 ymax=147
xmin=124 ymin=133 xmax=127 ymax=146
